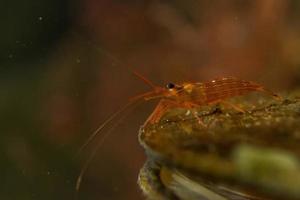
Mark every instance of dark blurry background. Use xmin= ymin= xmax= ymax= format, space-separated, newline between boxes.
xmin=1 ymin=0 xmax=300 ymax=200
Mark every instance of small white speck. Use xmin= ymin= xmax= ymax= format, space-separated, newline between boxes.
xmin=185 ymin=110 xmax=191 ymax=116
xmin=212 ymin=80 xmax=216 ymax=83
xmin=38 ymin=16 xmax=43 ymax=21
xmin=160 ymin=125 xmax=164 ymax=129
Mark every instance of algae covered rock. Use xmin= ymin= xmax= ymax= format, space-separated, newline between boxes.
xmin=138 ymin=93 xmax=300 ymax=200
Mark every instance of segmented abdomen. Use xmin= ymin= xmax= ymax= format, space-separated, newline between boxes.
xmin=202 ymin=77 xmax=264 ymax=104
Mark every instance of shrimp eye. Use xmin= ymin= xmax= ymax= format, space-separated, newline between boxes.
xmin=166 ymin=83 xmax=175 ymax=89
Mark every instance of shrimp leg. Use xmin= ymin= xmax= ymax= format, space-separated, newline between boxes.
xmin=144 ymin=99 xmax=180 ymax=125
xmin=182 ymin=102 xmax=207 ymax=127
xmin=219 ymin=100 xmax=245 ymax=113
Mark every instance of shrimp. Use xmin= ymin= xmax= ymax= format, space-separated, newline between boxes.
xmin=130 ymin=75 xmax=281 ymax=125
xmin=76 ymin=73 xmax=281 ymax=191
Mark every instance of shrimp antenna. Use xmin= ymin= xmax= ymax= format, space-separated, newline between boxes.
xmin=73 ymin=33 xmax=157 ymax=90
xmin=132 ymin=70 xmax=157 ymax=90
xmin=76 ymin=87 xmax=164 ymax=191
xmin=77 ymin=98 xmax=143 ymax=155
xmin=76 ymin=98 xmax=142 ymax=192
xmin=71 ymin=34 xmax=159 ymax=190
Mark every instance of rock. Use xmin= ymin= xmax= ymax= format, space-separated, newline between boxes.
xmin=138 ymin=93 xmax=300 ymax=200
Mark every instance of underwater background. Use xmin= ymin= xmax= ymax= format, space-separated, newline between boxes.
xmin=1 ymin=1 xmax=300 ymax=199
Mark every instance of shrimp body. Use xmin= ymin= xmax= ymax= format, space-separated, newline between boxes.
xmin=166 ymin=77 xmax=279 ymax=105
xmin=141 ymin=77 xmax=280 ymax=124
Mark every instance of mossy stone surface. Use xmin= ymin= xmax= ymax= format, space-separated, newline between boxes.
xmin=138 ymin=93 xmax=300 ymax=200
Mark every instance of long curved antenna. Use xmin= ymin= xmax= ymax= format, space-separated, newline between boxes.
xmin=91 ymin=44 xmax=158 ymax=90
xmin=77 ymin=98 xmax=143 ymax=156
xmin=86 ymin=40 xmax=157 ymax=89
xmin=76 ymin=99 xmax=142 ymax=192
xmin=72 ymin=33 xmax=158 ymax=90
xmin=132 ymin=71 xmax=157 ymax=90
